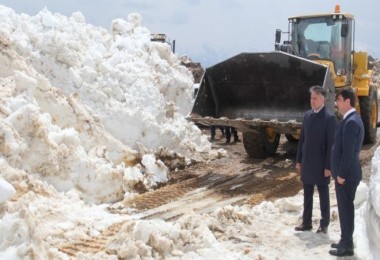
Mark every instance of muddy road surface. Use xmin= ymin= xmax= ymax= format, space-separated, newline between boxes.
xmin=118 ymin=127 xmax=378 ymax=217
xmin=59 ymin=125 xmax=379 ymax=256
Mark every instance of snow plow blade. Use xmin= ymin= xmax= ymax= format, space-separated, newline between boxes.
xmin=190 ymin=52 xmax=335 ymax=134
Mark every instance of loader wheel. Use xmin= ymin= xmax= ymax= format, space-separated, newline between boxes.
xmin=243 ymin=128 xmax=280 ymax=158
xmin=359 ymin=85 xmax=378 ymax=144
xmin=285 ymin=134 xmax=299 ymax=143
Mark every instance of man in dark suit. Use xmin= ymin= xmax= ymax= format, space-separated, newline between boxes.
xmin=295 ymin=86 xmax=337 ymax=234
xmin=329 ymin=87 xmax=364 ymax=257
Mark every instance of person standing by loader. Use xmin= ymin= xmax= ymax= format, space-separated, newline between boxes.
xmin=295 ymin=86 xmax=337 ymax=234
xmin=225 ymin=127 xmax=240 ymax=143
xmin=209 ymin=126 xmax=225 ymax=142
xmin=329 ymin=87 xmax=364 ymax=257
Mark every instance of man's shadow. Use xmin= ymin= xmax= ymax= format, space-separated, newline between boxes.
xmin=294 ymin=231 xmax=335 ymax=249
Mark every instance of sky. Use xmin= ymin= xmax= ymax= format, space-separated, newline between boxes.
xmin=0 ymin=3 xmax=379 ymax=259
xmin=0 ymin=0 xmax=379 ymax=67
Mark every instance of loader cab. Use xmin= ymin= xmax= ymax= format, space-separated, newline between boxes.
xmin=288 ymin=11 xmax=354 ymax=86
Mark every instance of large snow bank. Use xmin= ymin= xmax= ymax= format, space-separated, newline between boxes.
xmin=0 ymin=5 xmax=219 ymax=204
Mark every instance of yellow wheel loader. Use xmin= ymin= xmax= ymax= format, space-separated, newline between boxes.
xmin=189 ymin=5 xmax=378 ymax=158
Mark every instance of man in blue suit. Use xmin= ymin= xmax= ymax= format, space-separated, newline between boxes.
xmin=329 ymin=87 xmax=364 ymax=257
xmin=295 ymin=86 xmax=337 ymax=234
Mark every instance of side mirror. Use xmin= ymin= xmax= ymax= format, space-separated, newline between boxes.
xmin=341 ymin=24 xmax=348 ymax=38
xmin=275 ymin=29 xmax=281 ymax=44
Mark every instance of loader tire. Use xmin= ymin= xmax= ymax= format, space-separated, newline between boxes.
xmin=243 ymin=128 xmax=280 ymax=158
xmin=359 ymin=85 xmax=378 ymax=144
xmin=285 ymin=134 xmax=299 ymax=143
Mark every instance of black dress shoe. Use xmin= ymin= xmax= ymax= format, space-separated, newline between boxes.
xmin=316 ymin=226 xmax=328 ymax=234
xmin=329 ymin=248 xmax=354 ymax=257
xmin=331 ymin=243 xmax=340 ymax=248
xmin=295 ymin=223 xmax=312 ymax=231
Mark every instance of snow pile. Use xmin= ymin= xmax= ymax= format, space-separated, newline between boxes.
xmin=102 ymin=205 xmax=262 ymax=259
xmin=356 ymin=147 xmax=380 ymax=259
xmin=0 ymin=177 xmax=15 ymax=204
xmin=0 ymin=7 xmax=210 ymax=158
xmin=0 ymin=4 xmax=220 ymax=204
xmin=0 ymin=159 xmax=127 ymax=259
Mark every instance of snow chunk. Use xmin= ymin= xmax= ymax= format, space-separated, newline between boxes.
xmin=0 ymin=177 xmax=16 ymax=203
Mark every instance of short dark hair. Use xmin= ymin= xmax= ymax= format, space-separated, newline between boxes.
xmin=309 ymin=85 xmax=326 ymax=97
xmin=337 ymin=87 xmax=355 ymax=107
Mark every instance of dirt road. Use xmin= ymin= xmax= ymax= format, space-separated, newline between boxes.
xmin=117 ymin=126 xmax=378 ymax=216
xmin=59 ymin=125 xmax=379 ymax=256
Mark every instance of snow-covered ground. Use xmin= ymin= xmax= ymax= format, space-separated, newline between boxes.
xmin=0 ymin=4 xmax=379 ymax=259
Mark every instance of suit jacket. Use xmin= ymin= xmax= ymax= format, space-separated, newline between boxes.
xmin=296 ymin=106 xmax=337 ymax=185
xmin=331 ymin=111 xmax=364 ymax=182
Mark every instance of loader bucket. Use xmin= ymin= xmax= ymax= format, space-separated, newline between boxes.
xmin=192 ymin=52 xmax=335 ymax=123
